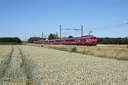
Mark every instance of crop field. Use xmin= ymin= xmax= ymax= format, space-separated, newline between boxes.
xmin=0 ymin=45 xmax=128 ymax=85
xmin=35 ymin=44 xmax=128 ymax=60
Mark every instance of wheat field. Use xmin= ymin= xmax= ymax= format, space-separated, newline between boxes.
xmin=0 ymin=45 xmax=128 ymax=85
xmin=0 ymin=45 xmax=12 ymax=64
xmin=38 ymin=44 xmax=128 ymax=60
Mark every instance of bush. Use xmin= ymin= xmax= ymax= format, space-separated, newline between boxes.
xmin=71 ymin=47 xmax=77 ymax=53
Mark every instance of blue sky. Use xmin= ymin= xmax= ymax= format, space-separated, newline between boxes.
xmin=0 ymin=0 xmax=128 ymax=40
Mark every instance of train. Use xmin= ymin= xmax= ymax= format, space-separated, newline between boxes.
xmin=33 ymin=35 xmax=97 ymax=46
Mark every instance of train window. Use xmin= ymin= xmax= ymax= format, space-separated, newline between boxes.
xmin=70 ymin=40 xmax=75 ymax=42
xmin=90 ymin=37 xmax=96 ymax=39
xmin=49 ymin=41 xmax=54 ymax=42
xmin=65 ymin=40 xmax=74 ymax=42
xmin=56 ymin=40 xmax=62 ymax=42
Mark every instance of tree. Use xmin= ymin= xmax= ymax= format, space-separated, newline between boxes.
xmin=14 ymin=37 xmax=22 ymax=43
xmin=68 ymin=35 xmax=73 ymax=38
xmin=27 ymin=37 xmax=41 ymax=43
xmin=48 ymin=33 xmax=58 ymax=40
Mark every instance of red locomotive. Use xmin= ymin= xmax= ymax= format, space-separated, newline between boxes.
xmin=33 ymin=35 xmax=97 ymax=46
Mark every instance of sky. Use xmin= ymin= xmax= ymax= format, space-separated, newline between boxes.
xmin=0 ymin=0 xmax=128 ymax=41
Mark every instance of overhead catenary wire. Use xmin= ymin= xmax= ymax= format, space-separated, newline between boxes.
xmin=84 ymin=21 xmax=128 ymax=32
xmin=60 ymin=25 xmax=83 ymax=38
xmin=59 ymin=0 xmax=128 ymax=37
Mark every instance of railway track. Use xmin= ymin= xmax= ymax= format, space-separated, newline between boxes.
xmin=0 ymin=46 xmax=33 ymax=85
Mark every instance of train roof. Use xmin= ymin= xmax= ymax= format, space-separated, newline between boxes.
xmin=81 ymin=35 xmax=96 ymax=37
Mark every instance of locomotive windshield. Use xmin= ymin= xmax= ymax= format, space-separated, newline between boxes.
xmin=90 ymin=37 xmax=96 ymax=39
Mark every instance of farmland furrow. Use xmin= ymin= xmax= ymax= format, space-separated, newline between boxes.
xmin=17 ymin=47 xmax=33 ymax=85
xmin=0 ymin=46 xmax=14 ymax=83
xmin=1 ymin=46 xmax=33 ymax=85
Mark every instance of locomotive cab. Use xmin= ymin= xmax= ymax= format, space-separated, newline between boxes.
xmin=88 ymin=36 xmax=97 ymax=45
xmin=81 ymin=35 xmax=97 ymax=45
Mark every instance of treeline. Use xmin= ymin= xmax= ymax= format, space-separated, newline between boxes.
xmin=98 ymin=37 xmax=128 ymax=44
xmin=28 ymin=37 xmax=44 ymax=43
xmin=0 ymin=37 xmax=22 ymax=44
xmin=28 ymin=33 xmax=58 ymax=43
